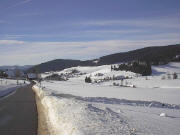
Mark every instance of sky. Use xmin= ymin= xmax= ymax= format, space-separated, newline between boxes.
xmin=0 ymin=0 xmax=180 ymax=66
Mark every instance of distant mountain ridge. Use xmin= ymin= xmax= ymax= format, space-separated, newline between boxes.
xmin=0 ymin=65 xmax=33 ymax=71
xmin=98 ymin=44 xmax=180 ymax=65
xmin=28 ymin=44 xmax=180 ymax=73
xmin=28 ymin=59 xmax=81 ymax=73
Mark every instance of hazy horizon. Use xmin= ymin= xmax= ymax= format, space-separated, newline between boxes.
xmin=0 ymin=43 xmax=180 ymax=66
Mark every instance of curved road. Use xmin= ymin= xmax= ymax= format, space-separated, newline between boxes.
xmin=0 ymin=84 xmax=37 ymax=135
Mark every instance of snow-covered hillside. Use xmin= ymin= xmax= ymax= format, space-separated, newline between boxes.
xmin=34 ymin=62 xmax=180 ymax=135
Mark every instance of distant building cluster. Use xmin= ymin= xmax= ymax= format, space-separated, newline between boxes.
xmin=45 ymin=69 xmax=85 ymax=81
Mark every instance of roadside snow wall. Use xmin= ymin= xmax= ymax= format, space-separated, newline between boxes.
xmin=32 ymin=85 xmax=81 ymax=135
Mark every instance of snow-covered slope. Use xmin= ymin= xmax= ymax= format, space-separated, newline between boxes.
xmin=41 ymin=63 xmax=180 ymax=104
xmin=34 ymin=62 xmax=180 ymax=135
xmin=152 ymin=62 xmax=180 ymax=75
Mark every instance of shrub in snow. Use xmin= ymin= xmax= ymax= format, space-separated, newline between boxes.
xmin=71 ymin=69 xmax=79 ymax=74
xmin=173 ymin=72 xmax=178 ymax=79
xmin=85 ymin=76 xmax=92 ymax=83
xmin=113 ymin=82 xmax=119 ymax=86
xmin=45 ymin=74 xmax=68 ymax=81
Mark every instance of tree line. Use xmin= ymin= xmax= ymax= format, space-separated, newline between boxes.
xmin=111 ymin=61 xmax=152 ymax=76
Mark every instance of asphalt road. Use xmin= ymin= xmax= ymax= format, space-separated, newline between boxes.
xmin=0 ymin=84 xmax=37 ymax=135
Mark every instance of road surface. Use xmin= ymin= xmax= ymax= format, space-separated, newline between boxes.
xmin=0 ymin=84 xmax=37 ymax=135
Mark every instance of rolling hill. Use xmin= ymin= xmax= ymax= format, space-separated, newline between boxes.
xmin=27 ymin=59 xmax=81 ymax=73
xmin=28 ymin=44 xmax=180 ymax=73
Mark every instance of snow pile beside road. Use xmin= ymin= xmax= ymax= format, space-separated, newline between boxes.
xmin=33 ymin=85 xmax=138 ymax=135
xmin=33 ymin=84 xmax=180 ymax=135
xmin=33 ymin=85 xmax=82 ymax=135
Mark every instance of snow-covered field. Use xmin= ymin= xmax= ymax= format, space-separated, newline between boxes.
xmin=33 ymin=62 xmax=180 ymax=135
xmin=0 ymin=79 xmax=27 ymax=98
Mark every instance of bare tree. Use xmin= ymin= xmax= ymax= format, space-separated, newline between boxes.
xmin=15 ymin=69 xmax=21 ymax=85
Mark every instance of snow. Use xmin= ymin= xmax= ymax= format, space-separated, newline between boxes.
xmin=152 ymin=62 xmax=180 ymax=75
xmin=0 ymin=79 xmax=28 ymax=98
xmin=39 ymin=80 xmax=180 ymax=105
xmin=34 ymin=62 xmax=180 ymax=135
xmin=160 ymin=113 xmax=167 ymax=117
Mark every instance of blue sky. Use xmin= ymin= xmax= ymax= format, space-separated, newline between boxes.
xmin=0 ymin=0 xmax=180 ymax=65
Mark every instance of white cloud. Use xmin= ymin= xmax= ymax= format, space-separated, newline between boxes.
xmin=79 ymin=17 xmax=180 ymax=29
xmin=84 ymin=29 xmax=144 ymax=34
xmin=7 ymin=0 xmax=32 ymax=9
xmin=2 ymin=29 xmax=144 ymax=39
xmin=4 ymin=29 xmax=179 ymax=41
xmin=21 ymin=0 xmax=32 ymax=4
xmin=0 ymin=38 xmax=180 ymax=65
xmin=2 ymin=35 xmax=26 ymax=39
xmin=0 ymin=40 xmax=25 ymax=45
